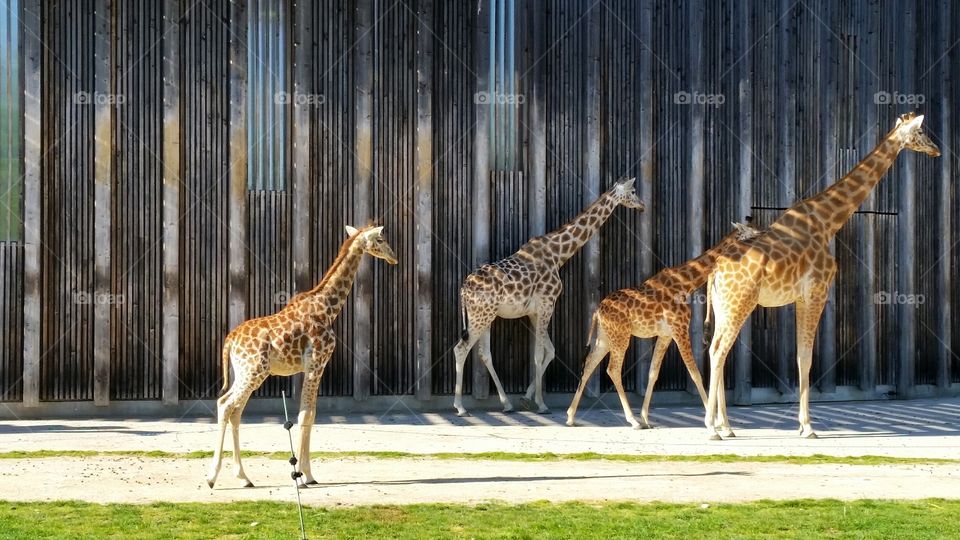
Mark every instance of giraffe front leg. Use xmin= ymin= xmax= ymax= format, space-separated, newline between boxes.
xmin=297 ymin=351 xmax=330 ymax=485
xmin=795 ymin=282 xmax=831 ymax=439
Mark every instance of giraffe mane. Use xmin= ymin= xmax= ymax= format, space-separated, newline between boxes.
xmin=289 ymin=225 xmax=373 ymax=306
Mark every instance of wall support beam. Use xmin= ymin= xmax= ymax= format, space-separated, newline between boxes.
xmin=291 ymin=0 xmax=312 ymax=296
xmin=413 ymin=0 xmax=434 ymax=401
xmin=686 ymin=0 xmax=706 ymax=398
xmin=353 ymin=0 xmax=373 ymax=401
xmin=161 ymin=0 xmax=181 ymax=405
xmin=227 ymin=0 xmax=249 ymax=352
xmin=471 ymin=0 xmax=491 ymax=400
xmin=936 ymin=0 xmax=952 ymax=390
xmin=20 ymin=0 xmax=41 ymax=407
xmin=92 ymin=0 xmax=113 ymax=406
xmin=896 ymin=0 xmax=917 ymax=399
xmin=635 ymin=0 xmax=654 ymax=395
xmin=583 ymin=2 xmax=601 ymax=398
xmin=732 ymin=0 xmax=753 ymax=406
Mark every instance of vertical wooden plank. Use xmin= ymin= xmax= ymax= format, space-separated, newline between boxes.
xmin=413 ymin=0 xmax=433 ymax=401
xmin=20 ymin=0 xmax=40 ymax=407
xmin=815 ymin=0 xmax=841 ymax=394
xmin=775 ymin=0 xmax=796 ymax=396
xmin=686 ymin=0 xmax=706 ymax=396
xmin=353 ymin=0 xmax=373 ymax=401
xmin=471 ymin=0 xmax=491 ymax=400
xmin=583 ymin=1 xmax=601 ymax=398
xmin=527 ymin=0 xmax=546 ymax=384
xmin=936 ymin=0 xmax=952 ymax=390
xmin=733 ymin=0 xmax=753 ymax=405
xmin=92 ymin=0 xmax=112 ymax=406
xmin=635 ymin=0 xmax=654 ymax=394
xmin=228 ymin=0 xmax=248 ymax=341
xmin=896 ymin=0 xmax=916 ymax=398
xmin=160 ymin=0 xmax=180 ymax=405
xmin=291 ymin=0 xmax=312 ymax=294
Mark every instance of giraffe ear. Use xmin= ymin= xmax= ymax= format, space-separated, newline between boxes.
xmin=344 ymin=225 xmax=359 ymax=237
xmin=619 ymin=177 xmax=636 ymax=189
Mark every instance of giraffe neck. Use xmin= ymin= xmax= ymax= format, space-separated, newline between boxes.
xmin=654 ymin=240 xmax=730 ymax=293
xmin=787 ymin=129 xmax=902 ymax=237
xmin=291 ymin=235 xmax=365 ymax=321
xmin=536 ymin=190 xmax=619 ymax=267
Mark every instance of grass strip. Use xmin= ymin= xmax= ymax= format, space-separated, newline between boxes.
xmin=0 ymin=499 xmax=957 ymax=539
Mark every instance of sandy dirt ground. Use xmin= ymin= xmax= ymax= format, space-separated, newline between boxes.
xmin=1 ymin=398 xmax=958 ymax=505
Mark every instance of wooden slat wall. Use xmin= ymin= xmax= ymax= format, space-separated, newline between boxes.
xmin=39 ymin=0 xmax=95 ymax=401
xmin=178 ymin=0 xmax=231 ymax=400
xmin=369 ymin=0 xmax=417 ymax=396
xmin=111 ymin=0 xmax=164 ymax=401
xmin=309 ymin=0 xmax=355 ymax=397
xmin=429 ymin=0 xmax=474 ymax=396
xmin=489 ymin=171 xmax=529 ymax=393
xmin=9 ymin=0 xmax=960 ymax=405
xmin=0 ymin=244 xmax=22 ymax=401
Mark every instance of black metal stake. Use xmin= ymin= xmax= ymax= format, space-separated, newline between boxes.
xmin=281 ymin=391 xmax=307 ymax=540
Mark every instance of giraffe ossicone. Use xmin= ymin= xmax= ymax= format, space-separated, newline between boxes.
xmin=703 ymin=111 xmax=939 ymax=441
xmin=566 ymin=219 xmax=761 ymax=429
xmin=452 ymin=177 xmax=645 ymax=417
xmin=205 ymin=225 xmax=398 ymax=489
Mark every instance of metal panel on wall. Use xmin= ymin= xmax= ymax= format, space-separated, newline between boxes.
xmin=0 ymin=244 xmax=22 ymax=401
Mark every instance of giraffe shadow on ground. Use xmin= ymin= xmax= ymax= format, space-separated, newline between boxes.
xmin=295 ymin=397 xmax=960 ymax=439
xmin=0 ymin=424 xmax=166 ymax=436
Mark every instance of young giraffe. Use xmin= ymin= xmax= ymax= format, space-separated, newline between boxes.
xmin=206 ymin=225 xmax=398 ymax=488
xmin=565 ymin=220 xmax=761 ymax=429
xmin=704 ymin=112 xmax=940 ymax=440
xmin=453 ymin=178 xmax=645 ymax=416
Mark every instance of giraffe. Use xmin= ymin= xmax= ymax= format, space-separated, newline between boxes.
xmin=704 ymin=112 xmax=940 ymax=440
xmin=205 ymin=225 xmax=398 ymax=488
xmin=565 ymin=220 xmax=761 ymax=429
xmin=453 ymin=178 xmax=645 ymax=416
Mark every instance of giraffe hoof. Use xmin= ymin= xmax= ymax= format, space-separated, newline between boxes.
xmin=456 ymin=410 xmax=471 ymax=418
xmin=722 ymin=430 xmax=736 ymax=438
xmin=206 ymin=479 xmax=215 ymax=489
xmin=801 ymin=431 xmax=818 ymax=439
xmin=518 ymin=397 xmax=535 ymax=411
xmin=633 ymin=423 xmax=651 ymax=430
xmin=243 ymin=480 xmax=254 ymax=488
xmin=565 ymin=420 xmax=577 ymax=427
xmin=708 ymin=433 xmax=723 ymax=441
xmin=536 ymin=407 xmax=551 ymax=415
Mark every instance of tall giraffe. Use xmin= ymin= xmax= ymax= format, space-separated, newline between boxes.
xmin=453 ymin=178 xmax=645 ymax=416
xmin=566 ymin=220 xmax=761 ymax=429
xmin=704 ymin=112 xmax=940 ymax=440
xmin=206 ymin=225 xmax=398 ymax=488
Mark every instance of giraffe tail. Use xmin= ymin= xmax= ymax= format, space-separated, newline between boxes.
xmin=460 ymin=304 xmax=469 ymax=342
xmin=220 ymin=336 xmax=233 ymax=395
xmin=703 ymin=274 xmax=715 ymax=346
xmin=585 ymin=311 xmax=599 ymax=352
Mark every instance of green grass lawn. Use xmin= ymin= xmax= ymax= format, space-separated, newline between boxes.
xmin=0 ymin=499 xmax=956 ymax=539
xmin=1 ymin=449 xmax=956 ymax=467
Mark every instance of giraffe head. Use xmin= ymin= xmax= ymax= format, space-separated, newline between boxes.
xmin=730 ymin=216 xmax=762 ymax=241
xmin=344 ymin=225 xmax=399 ymax=265
xmin=892 ymin=112 xmax=940 ymax=157
xmin=612 ymin=177 xmax=646 ymax=211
